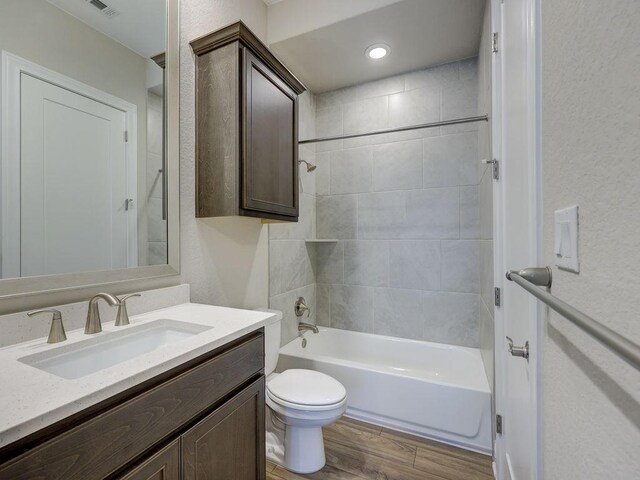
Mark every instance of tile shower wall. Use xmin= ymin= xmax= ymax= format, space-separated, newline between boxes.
xmin=477 ymin=3 xmax=495 ymax=392
xmin=269 ymin=91 xmax=317 ymax=346
xmin=146 ymin=91 xmax=167 ymax=265
xmin=314 ymin=59 xmax=482 ymax=347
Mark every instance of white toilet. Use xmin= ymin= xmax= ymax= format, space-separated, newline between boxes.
xmin=264 ymin=314 xmax=347 ymax=474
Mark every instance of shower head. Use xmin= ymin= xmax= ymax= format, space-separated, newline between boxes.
xmin=298 ymin=159 xmax=317 ymax=172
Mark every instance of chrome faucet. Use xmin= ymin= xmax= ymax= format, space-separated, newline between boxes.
xmin=298 ymin=322 xmax=319 ymax=334
xmin=85 ymin=293 xmax=121 ymax=334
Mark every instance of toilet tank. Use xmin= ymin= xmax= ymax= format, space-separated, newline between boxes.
xmin=255 ymin=309 xmax=282 ymax=376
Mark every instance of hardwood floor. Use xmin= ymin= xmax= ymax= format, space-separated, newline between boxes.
xmin=267 ymin=418 xmax=493 ymax=480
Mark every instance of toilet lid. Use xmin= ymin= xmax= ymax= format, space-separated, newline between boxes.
xmin=267 ymin=369 xmax=346 ymax=407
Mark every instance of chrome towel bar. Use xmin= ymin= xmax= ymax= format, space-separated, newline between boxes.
xmin=506 ymin=267 xmax=640 ymax=372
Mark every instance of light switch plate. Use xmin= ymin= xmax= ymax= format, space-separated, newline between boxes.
xmin=554 ymin=205 xmax=579 ymax=272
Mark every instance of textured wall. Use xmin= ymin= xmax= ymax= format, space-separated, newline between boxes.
xmin=477 ymin=2 xmax=494 ymax=397
xmin=269 ymin=91 xmax=318 ymax=345
xmin=179 ymin=0 xmax=270 ymax=309
xmin=312 ymin=60 xmax=483 ymax=347
xmin=542 ymin=1 xmax=640 ymax=478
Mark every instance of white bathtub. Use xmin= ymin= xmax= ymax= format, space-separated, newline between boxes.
xmin=277 ymin=327 xmax=492 ymax=454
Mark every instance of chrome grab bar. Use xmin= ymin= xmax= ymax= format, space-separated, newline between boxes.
xmin=506 ymin=267 xmax=640 ymax=372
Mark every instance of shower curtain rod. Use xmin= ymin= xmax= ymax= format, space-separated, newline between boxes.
xmin=299 ymin=114 xmax=488 ymax=144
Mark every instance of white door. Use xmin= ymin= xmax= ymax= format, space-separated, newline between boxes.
xmin=493 ymin=0 xmax=542 ymax=478
xmin=20 ymin=73 xmax=130 ymax=276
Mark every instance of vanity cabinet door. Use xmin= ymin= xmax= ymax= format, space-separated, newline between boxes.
xmin=182 ymin=377 xmax=265 ymax=480
xmin=119 ymin=440 xmax=180 ymax=480
xmin=242 ymin=48 xmax=298 ymax=220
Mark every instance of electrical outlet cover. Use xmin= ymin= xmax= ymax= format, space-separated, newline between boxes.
xmin=554 ymin=205 xmax=579 ymax=272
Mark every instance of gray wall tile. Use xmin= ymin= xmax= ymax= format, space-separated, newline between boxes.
xmin=422 ymin=291 xmax=480 ymax=347
xmin=343 ymin=96 xmax=389 ymax=134
xmin=316 ymin=87 xmax=355 ymax=109
xmin=316 ymin=105 xmax=342 ymax=137
xmin=330 ymin=146 xmax=373 ymax=194
xmin=269 ymin=240 xmax=314 ymax=296
xmin=404 ymin=62 xmax=459 ymax=91
xmin=389 ymin=240 xmax=440 ymax=290
xmin=441 ymin=240 xmax=480 ymax=293
xmin=344 ymin=240 xmax=388 ymax=287
xmin=308 ymin=58 xmax=484 ymax=346
xmin=316 ymin=283 xmax=331 ymax=327
xmin=373 ymin=288 xmax=424 ymax=339
xmin=460 ymin=186 xmax=480 ymax=239
xmin=423 ymin=133 xmax=479 ymax=187
xmin=147 ymin=198 xmax=167 ymax=242
xmin=372 ymin=140 xmax=423 ymax=191
xmin=315 ymin=152 xmax=330 ymax=196
xmin=389 ymin=88 xmax=440 ymax=128
xmin=356 ymin=76 xmax=404 ymax=100
xmin=330 ymin=285 xmax=374 ymax=332
xmin=313 ymin=241 xmax=344 ymax=284
xmin=480 ymin=239 xmax=494 ymax=314
xmin=405 ymin=188 xmax=460 ymax=239
xmin=441 ymin=77 xmax=479 ymax=134
xmin=358 ymin=191 xmax=406 ymax=239
xmin=148 ymin=241 xmax=167 ymax=265
xmin=317 ymin=195 xmax=357 ymax=239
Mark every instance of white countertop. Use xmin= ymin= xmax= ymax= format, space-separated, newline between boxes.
xmin=0 ymin=303 xmax=280 ymax=449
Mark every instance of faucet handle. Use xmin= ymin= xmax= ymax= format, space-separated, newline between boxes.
xmin=28 ymin=309 xmax=67 ymax=344
xmin=295 ymin=297 xmax=311 ymax=318
xmin=115 ymin=293 xmax=141 ymax=326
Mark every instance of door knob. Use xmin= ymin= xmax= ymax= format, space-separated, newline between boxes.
xmin=506 ymin=336 xmax=529 ymax=360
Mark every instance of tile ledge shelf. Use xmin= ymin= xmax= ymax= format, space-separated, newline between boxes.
xmin=305 ymin=239 xmax=339 ymax=243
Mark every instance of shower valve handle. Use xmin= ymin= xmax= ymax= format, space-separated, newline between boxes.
xmin=295 ymin=297 xmax=311 ymax=317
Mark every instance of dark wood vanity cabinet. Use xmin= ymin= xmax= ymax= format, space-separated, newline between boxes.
xmin=0 ymin=331 xmax=266 ymax=480
xmin=183 ymin=378 xmax=265 ymax=480
xmin=190 ymin=21 xmax=306 ymax=222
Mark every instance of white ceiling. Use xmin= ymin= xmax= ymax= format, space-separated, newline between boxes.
xmin=46 ymin=0 xmax=165 ymax=58
xmin=269 ymin=0 xmax=486 ymax=93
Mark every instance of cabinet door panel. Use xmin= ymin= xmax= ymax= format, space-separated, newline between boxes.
xmin=119 ymin=440 xmax=180 ymax=480
xmin=243 ymin=48 xmax=298 ymax=218
xmin=182 ymin=377 xmax=265 ymax=480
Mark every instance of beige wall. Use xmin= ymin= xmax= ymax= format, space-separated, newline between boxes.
xmin=542 ymin=1 xmax=640 ymax=478
xmin=179 ymin=0 xmax=270 ymax=309
xmin=0 ymin=0 xmax=149 ymax=264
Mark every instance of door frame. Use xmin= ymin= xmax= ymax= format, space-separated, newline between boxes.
xmin=491 ymin=0 xmax=544 ymax=478
xmin=1 ymin=51 xmax=138 ymax=277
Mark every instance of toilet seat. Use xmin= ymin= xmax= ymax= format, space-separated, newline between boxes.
xmin=267 ymin=369 xmax=347 ymax=411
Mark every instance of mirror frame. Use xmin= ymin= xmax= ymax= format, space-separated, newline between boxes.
xmin=0 ymin=0 xmax=181 ymax=314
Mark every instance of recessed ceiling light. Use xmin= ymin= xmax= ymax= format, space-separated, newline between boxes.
xmin=365 ymin=44 xmax=390 ymax=60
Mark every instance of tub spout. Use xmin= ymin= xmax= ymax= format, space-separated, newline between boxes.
xmin=298 ymin=322 xmax=319 ymax=334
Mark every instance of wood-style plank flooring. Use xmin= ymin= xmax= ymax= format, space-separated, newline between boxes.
xmin=267 ymin=418 xmax=493 ymax=480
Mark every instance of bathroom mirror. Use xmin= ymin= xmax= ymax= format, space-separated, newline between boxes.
xmin=0 ymin=0 xmax=180 ymax=310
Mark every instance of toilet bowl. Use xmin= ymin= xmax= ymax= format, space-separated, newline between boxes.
xmin=261 ymin=310 xmax=347 ymax=474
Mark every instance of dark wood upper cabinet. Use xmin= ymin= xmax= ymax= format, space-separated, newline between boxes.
xmin=191 ymin=21 xmax=305 ymax=221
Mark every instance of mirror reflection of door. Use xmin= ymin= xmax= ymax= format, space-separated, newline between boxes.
xmin=20 ymin=73 xmax=134 ymax=277
xmin=0 ymin=0 xmax=167 ymax=279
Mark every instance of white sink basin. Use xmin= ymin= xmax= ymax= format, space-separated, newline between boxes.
xmin=18 ymin=319 xmax=212 ymax=379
